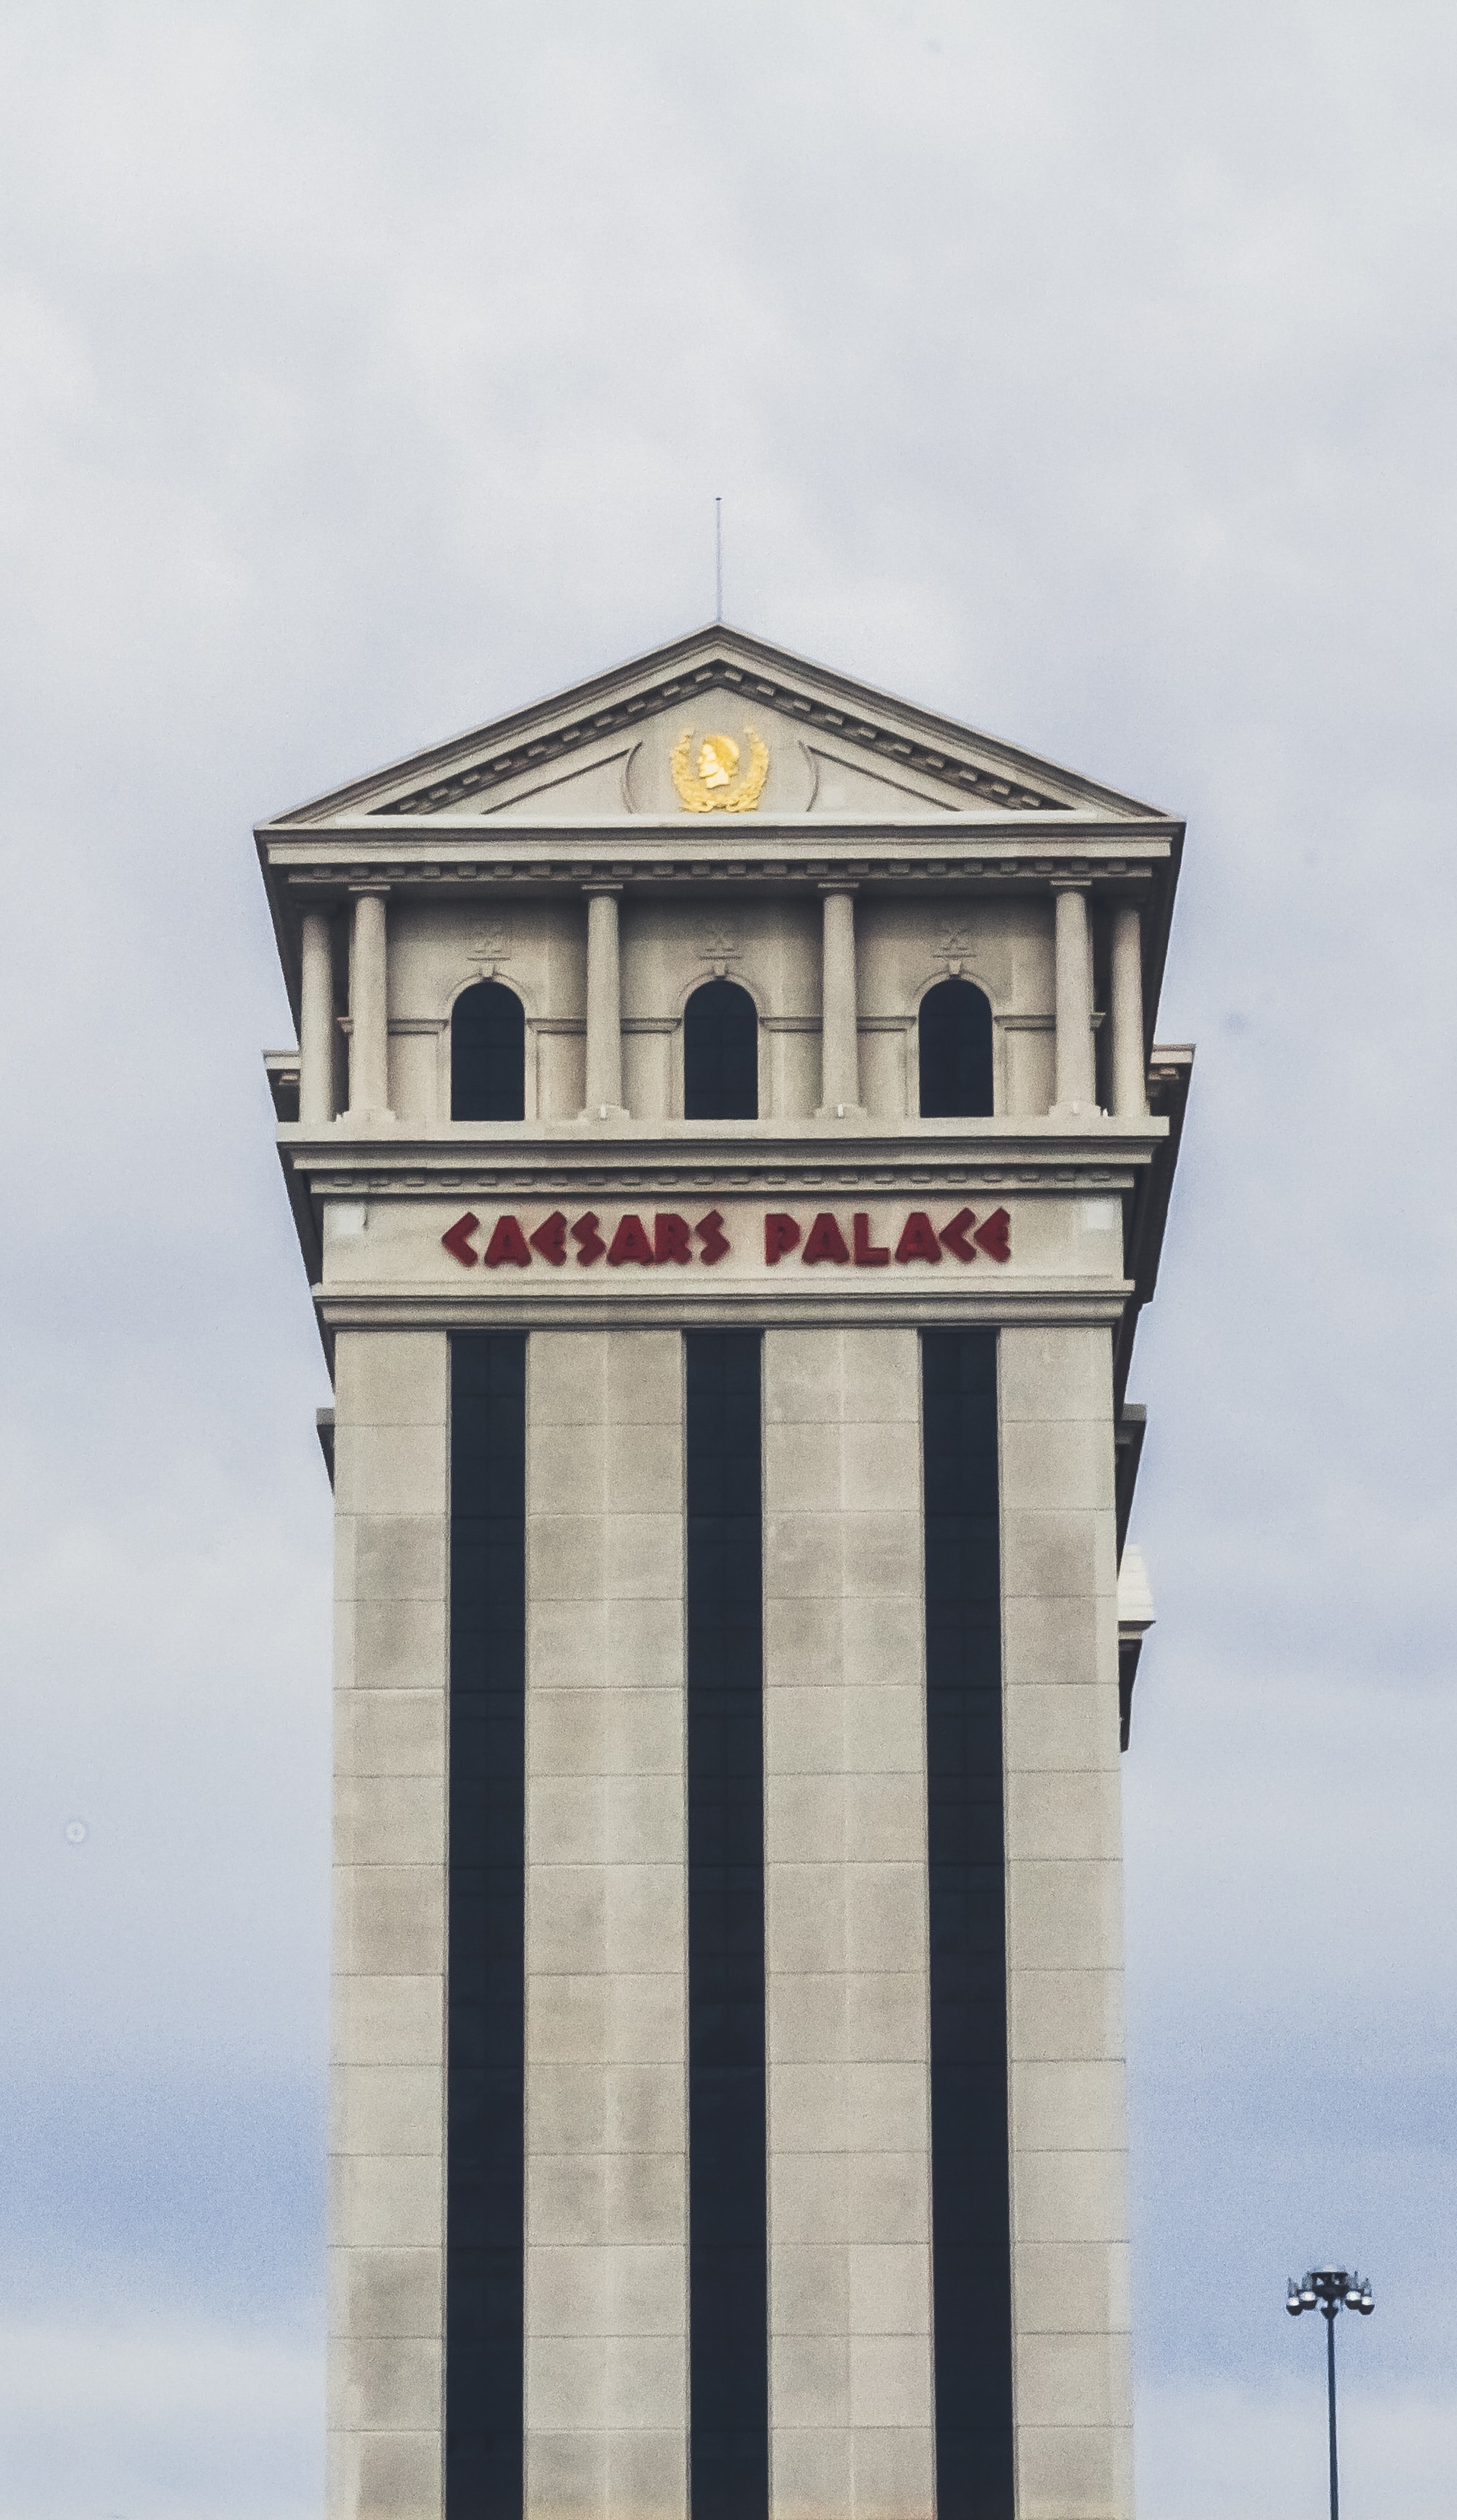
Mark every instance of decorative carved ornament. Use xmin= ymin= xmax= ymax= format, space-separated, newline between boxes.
xmin=670 ymin=726 xmax=769 ymax=814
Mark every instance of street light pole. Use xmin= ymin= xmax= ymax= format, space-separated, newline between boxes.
xmin=1326 ymin=2301 xmax=1337 ymax=2520
xmin=1286 ymin=2264 xmax=1374 ymax=2520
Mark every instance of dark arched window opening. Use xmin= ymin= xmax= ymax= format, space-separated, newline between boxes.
xmin=684 ymin=979 xmax=758 ymax=1120
xmin=919 ymin=977 xmax=994 ymax=1118
xmin=451 ymin=980 xmax=525 ymax=1121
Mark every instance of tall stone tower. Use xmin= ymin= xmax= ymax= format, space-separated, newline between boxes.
xmin=257 ymin=629 xmax=1190 ymax=2520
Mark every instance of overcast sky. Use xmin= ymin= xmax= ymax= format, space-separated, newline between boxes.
xmin=1 ymin=4 xmax=1454 ymax=2513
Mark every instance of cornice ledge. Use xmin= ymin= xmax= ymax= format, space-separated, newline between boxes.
xmin=314 ymin=1285 xmax=1133 ymax=1330
xmin=278 ymin=1124 xmax=1165 ymax=1167
xmin=262 ymin=817 xmax=1180 ymax=850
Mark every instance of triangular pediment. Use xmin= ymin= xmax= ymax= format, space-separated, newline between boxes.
xmin=260 ymin=626 xmax=1162 ymax=831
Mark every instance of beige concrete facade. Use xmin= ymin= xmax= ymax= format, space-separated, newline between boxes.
xmin=524 ymin=1331 xmax=688 ymax=2520
xmin=260 ymin=626 xmax=1192 ymax=2520
xmin=762 ymin=1329 xmax=934 ymax=2520
xmin=329 ymin=1329 xmax=449 ymax=2520
xmin=1000 ymin=1330 xmax=1131 ymax=2520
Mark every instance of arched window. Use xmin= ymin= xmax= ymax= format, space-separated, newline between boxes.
xmin=919 ymin=976 xmax=994 ymax=1118
xmin=451 ymin=980 xmax=525 ymax=1121
xmin=684 ymin=978 xmax=758 ymax=1120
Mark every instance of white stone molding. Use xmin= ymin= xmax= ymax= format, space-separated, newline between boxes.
xmin=278 ymin=844 xmax=1173 ymax=879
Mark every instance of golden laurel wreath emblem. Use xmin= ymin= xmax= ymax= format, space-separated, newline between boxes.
xmin=669 ymin=726 xmax=769 ymax=813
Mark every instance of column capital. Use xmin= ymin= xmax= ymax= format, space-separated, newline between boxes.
xmin=581 ymin=878 xmax=623 ymax=897
xmin=1049 ymin=875 xmax=1092 ymax=894
xmin=346 ymin=880 xmax=392 ymax=898
xmin=816 ymin=878 xmax=859 ymax=895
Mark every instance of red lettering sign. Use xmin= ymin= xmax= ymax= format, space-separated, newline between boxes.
xmin=973 ymin=1206 xmax=1011 ymax=1262
xmin=696 ymin=1210 xmax=730 ymax=1264
xmin=529 ymin=1210 xmax=568 ymax=1265
xmin=894 ymin=1212 xmax=941 ymax=1264
xmin=483 ymin=1215 xmax=531 ymax=1268
xmin=801 ymin=1212 xmax=850 ymax=1264
xmin=440 ymin=1206 xmax=1012 ymax=1271
xmin=441 ymin=1212 xmax=480 ymax=1267
xmin=654 ymin=1213 xmax=692 ymax=1265
xmin=765 ymin=1213 xmax=801 ymax=1264
xmin=607 ymin=1214 xmax=656 ymax=1267
xmin=853 ymin=1213 xmax=890 ymax=1267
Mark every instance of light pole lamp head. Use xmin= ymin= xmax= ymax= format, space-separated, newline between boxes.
xmin=1290 ymin=2266 xmax=1374 ymax=2317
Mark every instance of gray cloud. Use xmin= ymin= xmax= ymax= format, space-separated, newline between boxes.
xmin=1 ymin=3 xmax=1453 ymax=2507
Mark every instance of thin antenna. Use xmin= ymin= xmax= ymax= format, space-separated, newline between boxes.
xmin=714 ymin=496 xmax=723 ymax=622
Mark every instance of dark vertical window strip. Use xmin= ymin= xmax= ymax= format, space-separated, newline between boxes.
xmin=922 ymin=1329 xmax=1015 ymax=2520
xmin=451 ymin=979 xmax=526 ymax=1121
xmin=918 ymin=976 xmax=995 ymax=1119
xmin=685 ymin=1331 xmax=769 ymax=2520
xmin=684 ymin=977 xmax=760 ymax=1120
xmin=447 ymin=1332 xmax=527 ymax=2519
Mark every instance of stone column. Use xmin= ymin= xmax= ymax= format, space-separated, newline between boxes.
xmin=328 ymin=1329 xmax=449 ymax=2520
xmin=1108 ymin=903 xmax=1148 ymax=1120
xmin=583 ymin=885 xmax=628 ymax=1119
xmin=348 ymin=887 xmax=395 ymax=1124
xmin=1052 ymin=885 xmax=1097 ymax=1116
xmin=817 ymin=886 xmax=865 ymax=1119
xmin=300 ymin=909 xmax=336 ymax=1127
xmin=999 ymin=1325 xmax=1132 ymax=2519
xmin=524 ymin=1330 xmax=687 ymax=2520
xmin=761 ymin=1326 xmax=935 ymax=2520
